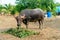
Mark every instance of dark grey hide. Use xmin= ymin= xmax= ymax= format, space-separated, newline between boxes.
xmin=16 ymin=8 xmax=45 ymax=29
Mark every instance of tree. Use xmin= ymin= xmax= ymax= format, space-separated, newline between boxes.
xmin=15 ymin=0 xmax=56 ymax=11
xmin=15 ymin=0 xmax=41 ymax=12
xmin=40 ymin=0 xmax=56 ymax=11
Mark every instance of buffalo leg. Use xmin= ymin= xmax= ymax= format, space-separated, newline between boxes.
xmin=23 ymin=19 xmax=28 ymax=29
xmin=38 ymin=20 xmax=41 ymax=29
xmin=25 ymin=21 xmax=28 ymax=29
xmin=41 ymin=18 xmax=44 ymax=29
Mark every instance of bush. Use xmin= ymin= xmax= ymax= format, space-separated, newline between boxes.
xmin=3 ymin=28 xmax=39 ymax=38
xmin=52 ymin=12 xmax=57 ymax=16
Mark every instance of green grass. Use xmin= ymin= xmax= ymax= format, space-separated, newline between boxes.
xmin=3 ymin=28 xmax=39 ymax=38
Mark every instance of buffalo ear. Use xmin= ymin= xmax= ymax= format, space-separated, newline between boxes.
xmin=15 ymin=16 xmax=18 ymax=20
xmin=13 ymin=15 xmax=18 ymax=20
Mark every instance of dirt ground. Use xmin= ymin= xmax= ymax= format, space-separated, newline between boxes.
xmin=0 ymin=15 xmax=60 ymax=40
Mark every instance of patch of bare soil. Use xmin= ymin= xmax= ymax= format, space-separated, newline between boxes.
xmin=0 ymin=15 xmax=60 ymax=40
xmin=0 ymin=16 xmax=17 ymax=31
xmin=22 ymin=27 xmax=60 ymax=40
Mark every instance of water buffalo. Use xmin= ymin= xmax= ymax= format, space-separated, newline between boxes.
xmin=15 ymin=8 xmax=45 ymax=29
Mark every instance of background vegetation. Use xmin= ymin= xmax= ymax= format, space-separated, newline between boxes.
xmin=0 ymin=0 xmax=59 ymax=16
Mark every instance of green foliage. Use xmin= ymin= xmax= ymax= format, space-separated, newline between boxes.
xmin=39 ymin=0 xmax=56 ymax=16
xmin=56 ymin=3 xmax=60 ymax=6
xmin=52 ymin=7 xmax=57 ymax=16
xmin=0 ymin=5 xmax=4 ymax=13
xmin=15 ymin=0 xmax=56 ymax=12
xmin=10 ymin=6 xmax=16 ymax=15
xmin=4 ymin=28 xmax=39 ymax=38
xmin=3 ymin=4 xmax=14 ymax=14
xmin=0 ymin=0 xmax=57 ymax=15
xmin=52 ymin=12 xmax=56 ymax=16
xmin=2 ymin=4 xmax=17 ymax=15
xmin=15 ymin=0 xmax=41 ymax=12
xmin=0 ymin=5 xmax=2 ymax=11
xmin=40 ymin=0 xmax=56 ymax=11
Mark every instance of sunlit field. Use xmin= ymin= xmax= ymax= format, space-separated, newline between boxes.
xmin=0 ymin=0 xmax=60 ymax=40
